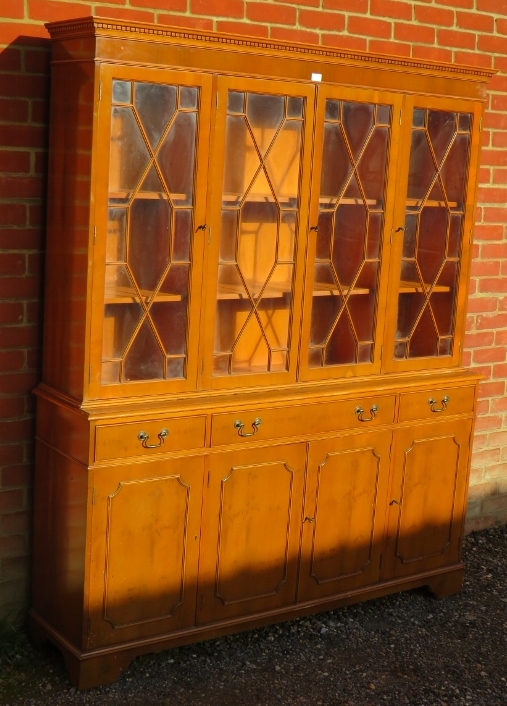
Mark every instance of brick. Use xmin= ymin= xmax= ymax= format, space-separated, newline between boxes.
xmin=476 ymin=0 xmax=507 ymax=12
xmin=0 ymin=176 xmax=43 ymax=200
xmin=491 ymin=396 xmax=507 ymax=413
xmin=0 ymin=372 xmax=38 ymax=396
xmin=481 ymin=242 xmax=507 ymax=259
xmin=1 ymin=0 xmax=24 ymax=18
xmin=0 ymin=349 xmax=25 ymax=371
xmin=190 ymin=0 xmax=244 ymax=17
xmin=466 ymin=297 xmax=497 ymax=314
xmin=322 ymin=34 xmax=367 ymax=51
xmin=482 ymin=494 xmax=507 ymax=515
xmin=492 ymin=168 xmax=507 ymax=183
xmin=24 ymin=48 xmax=51 ymax=75
xmin=0 ymin=511 xmax=29 ymax=536
xmin=0 ymin=276 xmax=40 ymax=299
xmin=0 ymin=228 xmax=43 ymax=251
xmin=464 ymin=331 xmax=495 ymax=348
xmin=473 ymin=346 xmax=507 ymax=364
xmin=475 ymin=224 xmax=504 ymax=241
xmin=483 ymin=207 xmax=507 ymax=222
xmin=299 ymin=9 xmax=345 ymax=31
xmin=478 ymin=278 xmax=507 ymax=294
xmin=1 ymin=465 xmax=32 ymax=488
xmin=0 ymin=24 xmax=47 ymax=46
xmin=471 ymin=447 xmax=501 ymax=465
xmin=94 ymin=7 xmax=155 ymax=22
xmin=130 ymin=0 xmax=186 ymax=10
xmin=0 ymin=396 xmax=25 ymax=419
xmin=484 ymin=113 xmax=507 ymax=130
xmin=411 ymin=45 xmax=452 ymax=63
xmin=493 ymin=362 xmax=507 ymax=378
xmin=368 ymin=40 xmax=411 ymax=56
xmin=395 ymin=23 xmax=434 ymax=45
xmin=247 ymin=2 xmax=297 ymax=25
xmin=0 ymin=99 xmax=29 ymax=123
xmin=415 ymin=5 xmax=454 ymax=27
xmin=1 ymin=556 xmax=30 ymax=581
xmin=0 ymin=489 xmax=24 ymax=513
xmin=0 ymin=535 xmax=26 ymax=558
xmin=270 ymin=27 xmax=319 ymax=44
xmin=348 ymin=16 xmax=391 ymax=39
xmin=0 ymin=48 xmax=22 ymax=72
xmin=485 ymin=462 xmax=507 ymax=480
xmin=492 ymin=133 xmax=507 ymax=149
xmin=216 ymin=21 xmax=268 ymax=37
xmin=157 ymin=14 xmax=214 ymax=29
xmin=456 ymin=10 xmax=494 ymax=32
xmin=370 ymin=0 xmax=412 ymax=20
xmin=470 ymin=261 xmax=500 ymax=277
xmin=28 ymin=0 xmax=92 ymax=22
xmin=464 ymin=515 xmax=496 ymax=534
xmin=475 ymin=414 xmax=503 ymax=431
xmin=439 ymin=0 xmax=473 ymax=7
xmin=0 ymin=302 xmax=24 ymax=325
xmin=454 ymin=51 xmax=494 ymax=70
xmin=0 ymin=73 xmax=49 ymax=101
xmin=438 ymin=28 xmax=476 ymax=50
xmin=0 ymin=151 xmax=31 ymax=174
xmin=0 ymin=124 xmax=47 ymax=149
xmin=467 ymin=481 xmax=498 ymax=501
xmin=496 ymin=330 xmax=507 ymax=346
xmin=487 ymin=430 xmax=507 ymax=447
xmin=0 ymin=204 xmax=26 ymax=227
xmin=30 ymin=100 xmax=49 ymax=125
xmin=324 ymin=0 xmax=367 ymax=10
xmin=464 ymin=498 xmax=482 ymax=519
xmin=479 ymin=381 xmax=505 ymax=398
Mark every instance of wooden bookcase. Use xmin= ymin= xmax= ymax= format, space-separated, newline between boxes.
xmin=31 ymin=16 xmax=493 ymax=689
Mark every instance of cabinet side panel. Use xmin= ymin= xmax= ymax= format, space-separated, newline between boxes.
xmin=32 ymin=441 xmax=88 ymax=648
xmin=42 ymin=59 xmax=96 ymax=400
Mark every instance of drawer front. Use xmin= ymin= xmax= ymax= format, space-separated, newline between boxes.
xmin=398 ymin=386 xmax=475 ymax=423
xmin=211 ymin=395 xmax=396 ymax=446
xmin=95 ymin=415 xmax=207 ymax=462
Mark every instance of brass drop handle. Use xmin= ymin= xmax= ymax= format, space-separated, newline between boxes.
xmin=355 ymin=404 xmax=378 ymax=422
xmin=428 ymin=395 xmax=449 ymax=413
xmin=234 ymin=418 xmax=262 ymax=437
xmin=137 ymin=428 xmax=169 ymax=448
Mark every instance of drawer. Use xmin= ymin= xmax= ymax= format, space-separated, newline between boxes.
xmin=398 ymin=386 xmax=475 ymax=423
xmin=211 ymin=395 xmax=396 ymax=446
xmin=95 ymin=415 xmax=207 ymax=462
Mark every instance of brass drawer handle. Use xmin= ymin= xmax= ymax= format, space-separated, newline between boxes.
xmin=355 ymin=404 xmax=378 ymax=422
xmin=234 ymin=418 xmax=262 ymax=437
xmin=428 ymin=396 xmax=449 ymax=413
xmin=137 ymin=428 xmax=169 ymax=448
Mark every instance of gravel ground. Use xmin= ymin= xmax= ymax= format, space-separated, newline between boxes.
xmin=1 ymin=524 xmax=506 ymax=706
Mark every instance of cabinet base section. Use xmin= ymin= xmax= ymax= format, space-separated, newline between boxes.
xmin=29 ymin=563 xmax=464 ymax=690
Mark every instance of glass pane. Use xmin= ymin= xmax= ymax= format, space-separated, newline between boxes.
xmin=324 ymin=314 xmax=357 ymax=366
xmin=227 ymin=91 xmax=244 ymax=114
xmin=167 ymin=357 xmax=185 ymax=378
xmin=287 ymin=97 xmax=303 ymax=119
xmin=173 ymin=209 xmax=192 ymax=262
xmin=316 ymin=211 xmax=333 ymax=260
xmin=220 ymin=211 xmax=238 ymax=262
xmin=135 ymin=82 xmax=177 ymax=148
xmin=102 ymin=303 xmax=142 ymax=359
xmin=376 ymin=104 xmax=390 ymax=125
xmin=265 ymin=121 xmax=302 ymax=204
xmin=357 ymin=126 xmax=389 ymax=203
xmin=231 ymin=313 xmax=269 ymax=373
xmin=246 ymin=93 xmax=284 ymax=156
xmin=342 ymin=102 xmax=374 ymax=160
xmin=310 ymin=295 xmax=343 ymax=346
xmin=393 ymin=106 xmax=471 ymax=361
xmin=320 ymin=122 xmax=351 ymax=205
xmin=279 ymin=212 xmax=296 ymax=262
xmin=333 ymin=203 xmax=367 ymax=288
xmin=112 ymin=80 xmax=131 ymax=105
xmin=180 ymin=86 xmax=198 ymax=110
xmin=128 ymin=196 xmax=171 ymax=292
xmin=151 ymin=300 xmax=188 ymax=355
xmin=157 ymin=111 xmax=197 ymax=206
xmin=222 ymin=115 xmax=259 ymax=205
xmin=325 ymin=99 xmax=340 ymax=122
xmin=106 ymin=208 xmax=127 ymax=262
xmin=123 ymin=320 xmax=164 ymax=381
xmin=109 ymin=107 xmax=150 ymax=196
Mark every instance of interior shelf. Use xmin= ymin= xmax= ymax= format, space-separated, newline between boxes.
xmin=105 ymin=286 xmax=182 ymax=304
xmin=399 ymin=281 xmax=451 ymax=294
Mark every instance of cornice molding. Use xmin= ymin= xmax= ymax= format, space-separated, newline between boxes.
xmin=46 ymin=16 xmax=495 ymax=80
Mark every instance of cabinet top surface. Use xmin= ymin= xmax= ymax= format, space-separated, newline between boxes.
xmin=45 ymin=15 xmax=494 ymax=86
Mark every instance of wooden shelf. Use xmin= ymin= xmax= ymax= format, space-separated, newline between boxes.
xmin=105 ymin=286 xmax=182 ymax=304
xmin=406 ymin=199 xmax=459 ymax=209
xmin=399 ymin=281 xmax=451 ymax=294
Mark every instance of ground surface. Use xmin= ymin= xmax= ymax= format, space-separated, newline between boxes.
xmin=1 ymin=525 xmax=506 ymax=706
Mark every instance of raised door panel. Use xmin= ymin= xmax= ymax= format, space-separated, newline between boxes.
xmin=383 ymin=419 xmax=472 ymax=580
xmin=299 ymin=85 xmax=402 ymax=381
xmin=197 ymin=444 xmax=306 ymax=624
xmin=87 ymin=456 xmax=204 ymax=647
xmin=88 ymin=65 xmax=213 ymax=399
xmin=298 ymin=430 xmax=391 ymax=602
xmin=383 ymin=96 xmax=483 ymax=373
xmin=201 ymin=76 xmax=316 ymax=390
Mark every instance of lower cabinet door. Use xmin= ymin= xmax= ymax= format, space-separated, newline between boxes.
xmin=383 ymin=419 xmax=473 ymax=580
xmin=298 ymin=430 xmax=392 ymax=602
xmin=197 ymin=443 xmax=306 ymax=624
xmin=87 ymin=456 xmax=205 ymax=647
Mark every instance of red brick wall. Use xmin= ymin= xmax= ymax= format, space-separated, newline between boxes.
xmin=1 ymin=0 xmax=506 ymax=619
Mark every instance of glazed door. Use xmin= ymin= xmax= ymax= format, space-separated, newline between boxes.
xmin=197 ymin=444 xmax=306 ymax=623
xmin=201 ymin=76 xmax=315 ymax=389
xmin=383 ymin=97 xmax=483 ymax=372
xmin=383 ymin=419 xmax=473 ymax=580
xmin=299 ymin=86 xmax=402 ymax=380
xmin=88 ymin=65 xmax=213 ymax=398
xmin=298 ymin=430 xmax=391 ymax=602
xmin=87 ymin=456 xmax=204 ymax=648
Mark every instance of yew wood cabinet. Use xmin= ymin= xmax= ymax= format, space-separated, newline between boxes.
xmin=31 ymin=17 xmax=492 ymax=688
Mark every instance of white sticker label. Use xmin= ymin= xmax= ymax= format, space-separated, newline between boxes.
xmin=311 ymin=73 xmax=322 ymax=82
